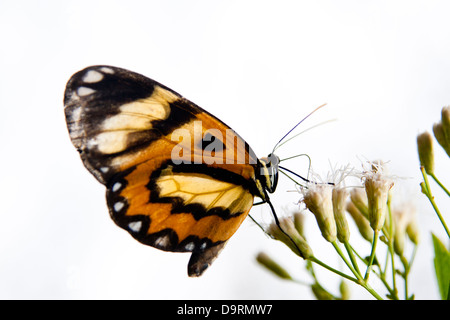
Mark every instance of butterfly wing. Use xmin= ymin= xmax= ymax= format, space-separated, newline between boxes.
xmin=64 ymin=66 xmax=262 ymax=276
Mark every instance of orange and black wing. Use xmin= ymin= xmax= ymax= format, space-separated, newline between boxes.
xmin=64 ymin=65 xmax=262 ymax=276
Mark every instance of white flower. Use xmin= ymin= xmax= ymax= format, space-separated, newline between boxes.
xmin=299 ymin=164 xmax=354 ymax=243
xmin=332 ymin=186 xmax=350 ymax=243
xmin=302 ymin=183 xmax=336 ymax=242
xmin=392 ymin=203 xmax=420 ymax=254
xmin=267 ymin=217 xmax=313 ymax=259
xmin=361 ymin=160 xmax=394 ymax=232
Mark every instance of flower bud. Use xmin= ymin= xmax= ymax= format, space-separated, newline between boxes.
xmin=293 ymin=211 xmax=307 ymax=238
xmin=256 ymin=252 xmax=292 ymax=280
xmin=346 ymin=201 xmax=374 ymax=242
xmin=393 ymin=209 xmax=408 ymax=255
xmin=441 ymin=106 xmax=450 ymax=142
xmin=311 ymin=283 xmax=334 ymax=300
xmin=303 ymin=185 xmax=337 ymax=242
xmin=332 ymin=187 xmax=350 ymax=243
xmin=420 ymin=181 xmax=428 ymax=195
xmin=339 ymin=280 xmax=351 ymax=300
xmin=417 ymin=131 xmax=434 ymax=175
xmin=364 ymin=174 xmax=393 ymax=231
xmin=432 ymin=122 xmax=450 ymax=157
xmin=267 ymin=217 xmax=313 ymax=259
xmin=406 ymin=218 xmax=420 ymax=245
xmin=350 ymin=188 xmax=369 ymax=218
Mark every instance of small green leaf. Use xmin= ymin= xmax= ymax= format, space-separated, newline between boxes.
xmin=431 ymin=233 xmax=450 ymax=300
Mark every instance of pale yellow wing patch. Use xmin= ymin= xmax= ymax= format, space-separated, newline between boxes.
xmin=156 ymin=167 xmax=254 ymax=215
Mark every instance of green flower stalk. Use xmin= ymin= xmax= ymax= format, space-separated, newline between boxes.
xmin=417 ymin=131 xmax=435 ymax=175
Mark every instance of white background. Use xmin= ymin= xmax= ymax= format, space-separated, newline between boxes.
xmin=1 ymin=0 xmax=449 ymax=299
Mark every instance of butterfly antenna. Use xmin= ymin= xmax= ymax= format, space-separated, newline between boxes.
xmin=279 ymin=165 xmax=312 ymax=184
xmin=275 ymin=118 xmax=336 ymax=151
xmin=272 ymin=103 xmax=327 ymax=154
xmin=279 ymin=153 xmax=309 ymax=163
xmin=279 ymin=165 xmax=335 ymax=186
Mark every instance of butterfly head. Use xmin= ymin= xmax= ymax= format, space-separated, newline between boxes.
xmin=258 ymin=153 xmax=280 ymax=194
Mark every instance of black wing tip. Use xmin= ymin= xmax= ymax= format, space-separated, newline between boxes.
xmin=187 ymin=242 xmax=227 ymax=277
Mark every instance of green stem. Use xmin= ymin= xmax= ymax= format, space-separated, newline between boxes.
xmin=387 ymin=196 xmax=398 ymax=297
xmin=332 ymin=242 xmax=362 ymax=281
xmin=345 ymin=244 xmax=392 ymax=300
xmin=400 ymin=256 xmax=409 ymax=300
xmin=421 ymin=167 xmax=450 ymax=239
xmin=309 ymin=256 xmax=383 ymax=300
xmin=361 ymin=283 xmax=384 ymax=300
xmin=379 ymin=274 xmax=396 ymax=298
xmin=431 ymin=173 xmax=450 ymax=198
xmin=344 ymin=241 xmax=362 ymax=277
xmin=402 ymin=245 xmax=418 ymax=300
xmin=310 ymin=256 xmax=358 ymax=284
xmin=364 ymin=230 xmax=379 ymax=281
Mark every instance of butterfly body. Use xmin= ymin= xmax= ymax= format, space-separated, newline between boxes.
xmin=64 ymin=66 xmax=279 ymax=276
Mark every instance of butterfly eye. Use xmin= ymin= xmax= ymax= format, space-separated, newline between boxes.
xmin=259 ymin=154 xmax=279 ymax=194
xmin=267 ymin=153 xmax=280 ymax=167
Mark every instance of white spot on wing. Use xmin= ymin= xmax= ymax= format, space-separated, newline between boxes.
xmin=83 ymin=70 xmax=104 ymax=83
xmin=77 ymin=87 xmax=95 ymax=96
xmin=112 ymin=182 xmax=122 ymax=192
xmin=185 ymin=242 xmax=195 ymax=251
xmin=128 ymin=221 xmax=142 ymax=233
xmin=155 ymin=235 xmax=171 ymax=248
xmin=114 ymin=201 xmax=124 ymax=212
xmin=100 ymin=67 xmax=114 ymax=74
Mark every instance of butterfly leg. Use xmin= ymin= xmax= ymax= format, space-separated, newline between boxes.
xmin=266 ymin=200 xmax=305 ymax=259
xmin=252 ymin=201 xmax=265 ymax=206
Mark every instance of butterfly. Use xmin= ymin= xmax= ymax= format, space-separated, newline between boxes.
xmin=64 ymin=65 xmax=296 ymax=277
